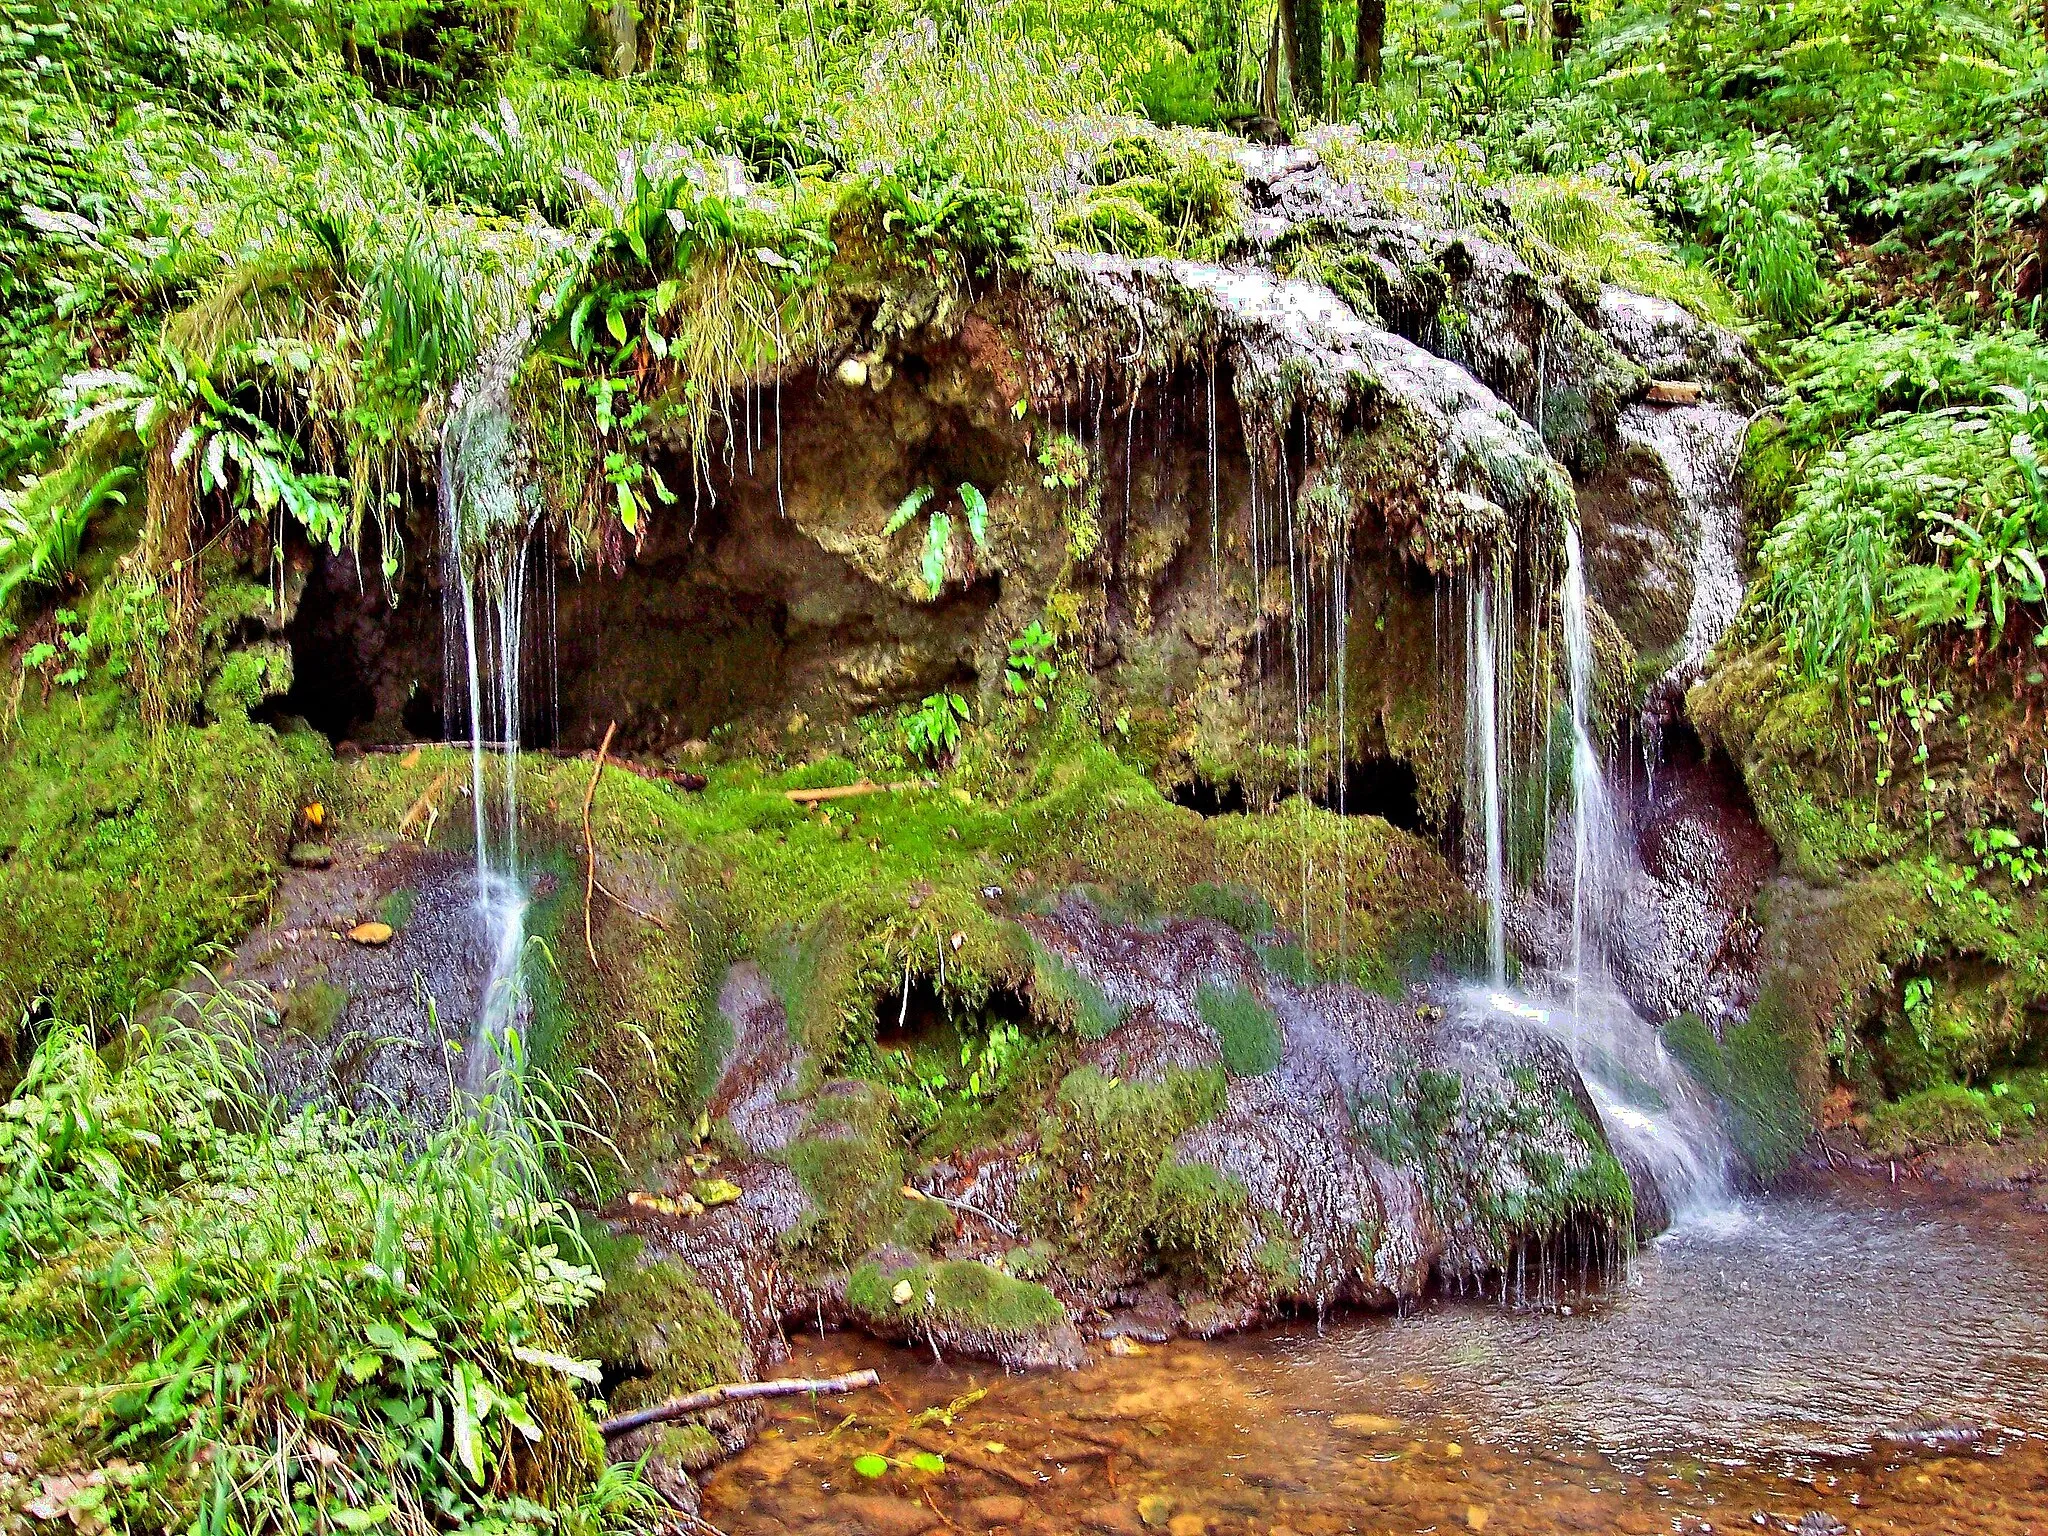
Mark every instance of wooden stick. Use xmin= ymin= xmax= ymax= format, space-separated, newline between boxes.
xmin=583 ymin=721 xmax=617 ymax=969
xmin=783 ymin=779 xmax=932 ymax=804
xmin=599 ymin=1370 xmax=881 ymax=1438
xmin=398 ymin=769 xmax=450 ymax=837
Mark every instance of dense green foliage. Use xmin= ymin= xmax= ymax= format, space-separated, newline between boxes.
xmin=4 ymin=1 xmax=2048 ymax=1527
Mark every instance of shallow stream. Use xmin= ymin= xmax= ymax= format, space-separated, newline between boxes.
xmin=703 ymin=1178 xmax=2048 ymax=1535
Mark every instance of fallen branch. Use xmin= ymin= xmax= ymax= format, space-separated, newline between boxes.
xmin=398 ymin=769 xmax=450 ymax=838
xmin=599 ymin=1370 xmax=881 ymax=1438
xmin=583 ymin=721 xmax=617 ymax=969
xmin=783 ymin=779 xmax=932 ymax=804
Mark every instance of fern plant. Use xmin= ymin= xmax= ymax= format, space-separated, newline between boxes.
xmin=885 ymin=481 xmax=990 ymax=596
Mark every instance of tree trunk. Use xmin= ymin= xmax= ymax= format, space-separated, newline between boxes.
xmin=596 ymin=0 xmax=637 ymax=78
xmin=1552 ymin=0 xmax=1581 ymax=59
xmin=1355 ymin=0 xmax=1385 ymax=83
xmin=1206 ymin=0 xmax=1242 ymax=102
xmin=1259 ymin=6 xmax=1282 ymax=119
xmin=704 ymin=0 xmax=738 ymax=87
xmin=1291 ymin=0 xmax=1325 ymax=117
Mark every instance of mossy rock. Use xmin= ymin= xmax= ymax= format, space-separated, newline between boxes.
xmin=0 ymin=685 xmax=327 ymax=1038
xmin=1017 ymin=1064 xmax=1246 ymax=1276
xmin=1662 ymin=1009 xmax=1810 ymax=1178
xmin=846 ymin=1257 xmax=1064 ymax=1333
xmin=783 ymin=1079 xmax=908 ymax=1267
xmin=282 ymin=978 xmax=350 ymax=1039
xmin=574 ymin=1233 xmax=748 ymax=1413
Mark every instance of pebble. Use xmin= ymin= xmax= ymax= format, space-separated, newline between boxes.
xmin=966 ymin=1494 xmax=1027 ymax=1524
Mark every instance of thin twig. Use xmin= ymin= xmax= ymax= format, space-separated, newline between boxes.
xmin=593 ymin=870 xmax=672 ymax=930
xmin=583 ymin=720 xmax=617 ymax=970
xmin=599 ymin=1370 xmax=881 ymax=1438
xmin=919 ymin=1192 xmax=1019 ymax=1238
xmin=783 ymin=778 xmax=933 ymax=804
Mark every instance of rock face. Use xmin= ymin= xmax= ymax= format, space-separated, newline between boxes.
xmin=247 ymin=133 xmax=1785 ymax=1385
xmin=278 ymin=138 xmax=1761 ymax=831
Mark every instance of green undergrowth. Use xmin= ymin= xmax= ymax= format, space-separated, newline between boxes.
xmin=0 ymin=989 xmax=656 ymax=1536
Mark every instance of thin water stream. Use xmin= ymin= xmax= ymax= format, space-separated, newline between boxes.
xmin=703 ymin=1180 xmax=2048 ymax=1535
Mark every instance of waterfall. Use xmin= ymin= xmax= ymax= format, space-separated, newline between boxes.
xmin=1549 ymin=522 xmax=1732 ymax=1220
xmin=1560 ymin=521 xmax=1618 ymax=985
xmin=1451 ymin=523 xmax=1731 ymax=1231
xmin=1466 ymin=564 xmax=1509 ymax=985
xmin=441 ymin=332 xmax=536 ymax=1093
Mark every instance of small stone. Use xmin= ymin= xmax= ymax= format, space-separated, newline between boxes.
xmin=347 ymin=921 xmax=394 ymax=946
xmin=1331 ymin=1413 xmax=1402 ymax=1434
xmin=835 ymin=1493 xmax=938 ymax=1536
xmin=835 ymin=356 xmax=868 ymax=388
xmin=892 ymin=1279 xmax=915 ymax=1306
xmin=1137 ymin=1494 xmax=1173 ymax=1528
xmin=692 ymin=1177 xmax=742 ymax=1208
xmin=1466 ymin=1506 xmax=1489 ymax=1532
xmin=967 ymin=1495 xmax=1028 ymax=1523
xmin=289 ymin=842 xmax=334 ymax=869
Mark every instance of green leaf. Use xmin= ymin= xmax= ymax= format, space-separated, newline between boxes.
xmin=960 ymin=483 xmax=989 ymax=552
xmin=852 ymin=1454 xmax=889 ymax=1479
xmin=920 ymin=512 xmax=954 ymax=595
xmin=885 ymin=484 xmax=935 ymax=536
xmin=908 ymin=1451 xmax=946 ymax=1475
xmin=331 ymin=1505 xmax=393 ymax=1532
xmin=451 ymin=1361 xmax=487 ymax=1482
xmin=510 ymin=1346 xmax=603 ymax=1385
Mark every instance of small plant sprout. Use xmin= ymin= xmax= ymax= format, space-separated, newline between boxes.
xmin=1005 ymin=621 xmax=1059 ymax=711
xmin=903 ymin=691 xmax=970 ymax=766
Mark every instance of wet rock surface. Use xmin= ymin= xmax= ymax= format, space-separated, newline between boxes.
xmin=602 ymin=891 xmax=1641 ymax=1377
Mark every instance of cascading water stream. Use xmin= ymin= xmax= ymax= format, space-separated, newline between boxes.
xmin=1466 ymin=567 xmax=1509 ymax=985
xmin=441 ymin=332 xmax=536 ymax=1094
xmin=1552 ymin=521 xmax=1731 ymax=1220
xmin=1456 ymin=522 xmax=1732 ymax=1228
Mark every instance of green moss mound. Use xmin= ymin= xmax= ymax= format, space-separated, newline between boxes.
xmin=1865 ymin=1084 xmax=2005 ymax=1157
xmin=845 ymin=1257 xmax=1065 ymax=1334
xmin=1196 ymin=981 xmax=1282 ymax=1076
xmin=1018 ymin=1063 xmax=1246 ymax=1274
xmin=0 ymin=687 xmax=325 ymax=1041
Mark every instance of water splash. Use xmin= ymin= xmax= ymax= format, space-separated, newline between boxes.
xmin=441 ymin=331 xmax=536 ymax=1093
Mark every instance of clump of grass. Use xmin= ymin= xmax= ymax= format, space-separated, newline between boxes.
xmin=0 ymin=986 xmax=652 ymax=1536
xmin=1495 ymin=173 xmax=1735 ymax=322
xmin=1865 ymin=1082 xmax=2004 ymax=1156
xmin=1196 ymin=981 xmax=1283 ymax=1076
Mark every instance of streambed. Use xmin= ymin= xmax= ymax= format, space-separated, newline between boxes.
xmin=701 ymin=1178 xmax=2048 ymax=1535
